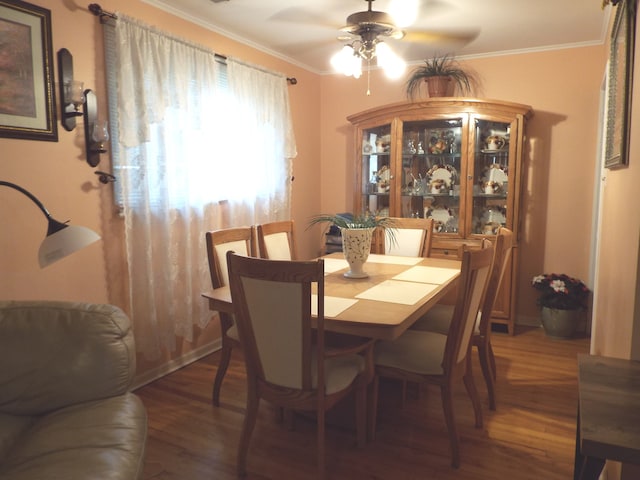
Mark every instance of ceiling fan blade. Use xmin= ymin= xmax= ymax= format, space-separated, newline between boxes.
xmin=402 ymin=28 xmax=480 ymax=46
xmin=269 ymin=2 xmax=346 ymax=29
xmin=269 ymin=7 xmax=336 ymax=28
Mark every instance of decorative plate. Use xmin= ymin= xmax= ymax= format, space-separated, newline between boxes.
xmin=376 ymin=165 xmax=391 ymax=183
xmin=426 ymin=164 xmax=457 ymax=188
xmin=425 ymin=205 xmax=453 ymax=225
xmin=482 ymin=164 xmax=508 ymax=185
xmin=427 ymin=129 xmax=457 ymax=154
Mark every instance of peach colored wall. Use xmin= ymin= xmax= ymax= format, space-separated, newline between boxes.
xmin=0 ymin=0 xmax=321 ymax=380
xmin=2 ymin=0 xmax=626 ymax=382
xmin=591 ymin=5 xmax=640 ymax=365
xmin=319 ymin=46 xmax=606 ymax=321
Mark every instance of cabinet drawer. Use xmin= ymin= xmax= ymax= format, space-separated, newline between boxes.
xmin=430 ymin=247 xmax=462 ymax=259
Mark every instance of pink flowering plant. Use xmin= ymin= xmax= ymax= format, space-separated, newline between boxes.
xmin=531 ymin=273 xmax=590 ymax=310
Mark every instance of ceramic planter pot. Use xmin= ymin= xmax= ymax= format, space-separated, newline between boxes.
xmin=341 ymin=227 xmax=374 ymax=279
xmin=426 ymin=76 xmax=452 ymax=97
xmin=540 ymin=306 xmax=580 ymax=339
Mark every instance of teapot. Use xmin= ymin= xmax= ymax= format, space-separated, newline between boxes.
xmin=482 ymin=180 xmax=501 ymax=195
xmin=485 ymin=135 xmax=506 ymax=151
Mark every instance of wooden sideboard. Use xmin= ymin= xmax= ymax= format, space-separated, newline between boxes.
xmin=574 ymin=354 xmax=640 ymax=479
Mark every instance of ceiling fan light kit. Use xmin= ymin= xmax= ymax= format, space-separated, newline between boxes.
xmin=331 ymin=0 xmax=409 ymax=81
xmin=330 ymin=0 xmax=476 ymax=91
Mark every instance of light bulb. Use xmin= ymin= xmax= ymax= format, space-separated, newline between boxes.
xmin=388 ymin=0 xmax=419 ymax=27
xmin=376 ymin=43 xmax=406 ymax=79
xmin=331 ymin=45 xmax=362 ymax=78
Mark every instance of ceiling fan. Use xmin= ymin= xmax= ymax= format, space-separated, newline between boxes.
xmin=331 ymin=0 xmax=477 ymax=81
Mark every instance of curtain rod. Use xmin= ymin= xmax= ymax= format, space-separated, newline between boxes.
xmin=88 ymin=3 xmax=117 ymax=21
xmin=87 ymin=3 xmax=298 ymax=85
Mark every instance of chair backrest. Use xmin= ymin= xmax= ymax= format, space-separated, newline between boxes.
xmin=205 ymin=227 xmax=255 ymax=289
xmin=226 ymin=252 xmax=324 ymax=391
xmin=256 ymin=220 xmax=297 ymax=260
xmin=443 ymin=243 xmax=494 ymax=372
xmin=372 ymin=217 xmax=434 ymax=257
xmin=476 ymin=227 xmax=515 ymax=336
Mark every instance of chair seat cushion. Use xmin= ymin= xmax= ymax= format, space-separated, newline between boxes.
xmin=227 ymin=323 xmax=239 ymax=341
xmin=411 ymin=304 xmax=454 ymax=334
xmin=374 ymin=330 xmax=447 ymax=375
xmin=412 ymin=304 xmax=481 ymax=336
xmin=312 ymin=352 xmax=365 ymax=395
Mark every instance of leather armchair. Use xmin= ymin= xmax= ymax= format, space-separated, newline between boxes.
xmin=0 ymin=300 xmax=147 ymax=479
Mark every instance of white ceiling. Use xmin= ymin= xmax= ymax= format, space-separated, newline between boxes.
xmin=141 ymin=0 xmax=610 ymax=74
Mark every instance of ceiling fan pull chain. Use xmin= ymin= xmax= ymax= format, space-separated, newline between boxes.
xmin=366 ymin=59 xmax=371 ymax=96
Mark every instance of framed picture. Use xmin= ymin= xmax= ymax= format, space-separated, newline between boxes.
xmin=605 ymin=0 xmax=636 ymax=169
xmin=0 ymin=0 xmax=57 ymax=141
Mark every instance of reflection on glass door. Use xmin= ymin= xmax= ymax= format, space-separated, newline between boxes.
xmin=361 ymin=125 xmax=392 ymax=217
xmin=472 ymin=119 xmax=511 ymax=235
xmin=402 ymin=118 xmax=463 ymax=234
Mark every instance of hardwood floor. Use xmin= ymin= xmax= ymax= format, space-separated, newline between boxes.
xmin=137 ymin=326 xmax=589 ymax=479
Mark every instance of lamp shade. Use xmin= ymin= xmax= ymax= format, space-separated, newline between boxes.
xmin=38 ymin=223 xmax=101 ymax=268
xmin=1 ymin=180 xmax=101 ymax=268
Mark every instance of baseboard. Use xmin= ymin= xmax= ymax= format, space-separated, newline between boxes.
xmin=516 ymin=314 xmax=543 ymax=328
xmin=128 ymin=313 xmax=549 ymax=391
xmin=131 ymin=339 xmax=222 ymax=391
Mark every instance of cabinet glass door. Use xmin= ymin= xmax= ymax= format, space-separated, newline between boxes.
xmin=361 ymin=125 xmax=392 ymax=217
xmin=472 ymin=119 xmax=511 ymax=235
xmin=402 ymin=118 xmax=463 ymax=233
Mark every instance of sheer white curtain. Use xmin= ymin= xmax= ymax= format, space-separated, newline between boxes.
xmin=108 ymin=15 xmax=296 ymax=360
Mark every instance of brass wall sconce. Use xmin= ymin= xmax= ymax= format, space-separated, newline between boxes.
xmin=57 ymin=48 xmax=109 ymax=168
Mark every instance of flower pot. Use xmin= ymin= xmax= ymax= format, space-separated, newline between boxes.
xmin=425 ymin=76 xmax=451 ymax=97
xmin=341 ymin=227 xmax=374 ymax=279
xmin=540 ymin=306 xmax=580 ymax=339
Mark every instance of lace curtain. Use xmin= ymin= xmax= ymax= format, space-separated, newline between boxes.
xmin=106 ymin=15 xmax=296 ymax=360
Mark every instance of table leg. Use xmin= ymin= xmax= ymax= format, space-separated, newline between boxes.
xmin=574 ymin=406 xmax=606 ymax=480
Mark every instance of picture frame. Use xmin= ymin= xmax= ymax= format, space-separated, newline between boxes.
xmin=604 ymin=0 xmax=636 ymax=169
xmin=0 ymin=0 xmax=57 ymax=141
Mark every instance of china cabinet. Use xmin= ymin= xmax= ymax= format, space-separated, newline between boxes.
xmin=347 ymin=98 xmax=532 ymax=334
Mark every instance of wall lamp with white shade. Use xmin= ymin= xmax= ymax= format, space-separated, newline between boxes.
xmin=0 ymin=181 xmax=101 ymax=268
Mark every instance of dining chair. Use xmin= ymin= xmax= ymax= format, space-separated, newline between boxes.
xmin=371 ymin=217 xmax=434 ymax=257
xmin=205 ymin=226 xmax=255 ymax=406
xmin=226 ymin=252 xmax=374 ymax=478
xmin=411 ymin=227 xmax=514 ymax=410
xmin=256 ymin=220 xmax=297 ymax=260
xmin=368 ymin=243 xmax=494 ymax=468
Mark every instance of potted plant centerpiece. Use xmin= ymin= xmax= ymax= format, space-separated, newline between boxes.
xmin=531 ymin=273 xmax=591 ymax=338
xmin=405 ymin=54 xmax=475 ymax=100
xmin=309 ymin=212 xmax=395 ymax=279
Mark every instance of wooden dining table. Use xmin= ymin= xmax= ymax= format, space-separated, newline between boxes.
xmin=202 ymin=252 xmax=461 ymax=341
